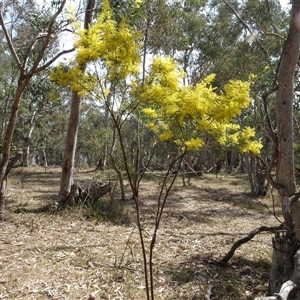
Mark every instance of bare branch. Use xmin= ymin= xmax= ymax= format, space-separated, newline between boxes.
xmin=262 ymin=31 xmax=285 ymax=41
xmin=222 ymin=0 xmax=252 ymax=32
xmin=29 ymin=0 xmax=67 ymax=73
xmin=219 ymin=224 xmax=283 ymax=266
xmin=22 ymin=33 xmax=49 ymax=71
xmin=0 ymin=8 xmax=22 ymax=70
xmin=33 ymin=47 xmax=75 ymax=74
xmin=222 ymin=0 xmax=269 ymax=57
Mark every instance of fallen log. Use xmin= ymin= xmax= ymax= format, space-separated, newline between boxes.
xmin=67 ymin=182 xmax=111 ymax=204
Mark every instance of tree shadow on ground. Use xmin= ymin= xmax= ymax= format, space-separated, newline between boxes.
xmin=135 ymin=184 xmax=272 ymax=226
xmin=164 ymin=252 xmax=270 ymax=299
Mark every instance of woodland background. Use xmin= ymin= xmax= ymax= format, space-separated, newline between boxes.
xmin=0 ymin=0 xmax=298 ymax=299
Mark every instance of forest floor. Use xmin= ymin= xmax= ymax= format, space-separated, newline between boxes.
xmin=0 ymin=167 xmax=283 ymax=300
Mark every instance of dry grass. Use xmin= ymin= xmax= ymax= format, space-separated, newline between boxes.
xmin=0 ymin=167 xmax=282 ymax=299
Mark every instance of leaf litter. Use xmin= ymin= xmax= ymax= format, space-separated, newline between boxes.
xmin=0 ymin=168 xmax=280 ymax=299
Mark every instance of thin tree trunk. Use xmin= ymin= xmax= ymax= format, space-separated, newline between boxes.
xmin=0 ymin=79 xmax=30 ymax=219
xmin=109 ymin=126 xmax=126 ymax=201
xmin=245 ymin=155 xmax=255 ymax=193
xmin=22 ymin=108 xmax=41 ymax=167
xmin=103 ymin=86 xmax=114 ymax=168
xmin=57 ymin=92 xmax=81 ymax=202
xmin=57 ymin=0 xmax=95 ymax=204
xmin=194 ymin=146 xmax=207 ymax=174
xmin=0 ymin=0 xmax=72 ymax=218
xmin=225 ymin=149 xmax=238 ymax=174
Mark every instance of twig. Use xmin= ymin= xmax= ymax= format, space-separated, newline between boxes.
xmin=116 ymin=225 xmax=136 ymax=272
xmin=205 ymin=284 xmax=213 ymax=300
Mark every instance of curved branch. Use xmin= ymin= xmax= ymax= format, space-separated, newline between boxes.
xmin=30 ymin=0 xmax=67 ymax=72
xmin=218 ymin=224 xmax=284 ymax=266
xmin=33 ymin=48 xmax=75 ymax=74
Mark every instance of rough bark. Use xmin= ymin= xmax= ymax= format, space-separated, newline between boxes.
xmin=57 ymin=0 xmax=95 ymax=204
xmin=268 ymin=231 xmax=299 ymax=297
xmin=78 ymin=182 xmax=111 ymax=204
xmin=256 ymin=249 xmax=300 ymax=300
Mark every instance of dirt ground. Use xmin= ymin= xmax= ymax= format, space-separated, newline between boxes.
xmin=0 ymin=167 xmax=283 ymax=299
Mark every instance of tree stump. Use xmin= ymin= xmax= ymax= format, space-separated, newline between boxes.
xmin=268 ymin=230 xmax=299 ymax=298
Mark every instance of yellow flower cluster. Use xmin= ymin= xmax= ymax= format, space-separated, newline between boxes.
xmin=76 ymin=17 xmax=141 ymax=80
xmin=213 ymin=80 xmax=251 ymax=121
xmin=142 ymin=108 xmax=158 ymax=118
xmin=50 ymin=64 xmax=98 ymax=97
xmin=159 ymin=130 xmax=174 ymax=141
xmin=238 ymin=127 xmax=263 ymax=155
xmin=135 ymin=0 xmax=142 ymax=8
xmin=139 ymin=57 xmax=262 ymax=154
xmin=184 ymin=138 xmax=204 ymax=151
xmin=51 ymin=0 xmax=141 ymax=90
xmin=52 ymin=0 xmax=262 ymax=156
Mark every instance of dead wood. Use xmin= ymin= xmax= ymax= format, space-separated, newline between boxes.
xmin=255 ymin=249 xmax=300 ymax=300
xmin=67 ymin=182 xmax=111 ymax=205
xmin=218 ymin=224 xmax=284 ymax=266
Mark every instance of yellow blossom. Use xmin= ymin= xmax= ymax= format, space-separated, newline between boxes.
xmin=135 ymin=0 xmax=142 ymax=8
xmin=142 ymin=108 xmax=158 ymax=118
xmin=159 ymin=131 xmax=173 ymax=141
xmin=184 ymin=138 xmax=204 ymax=151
